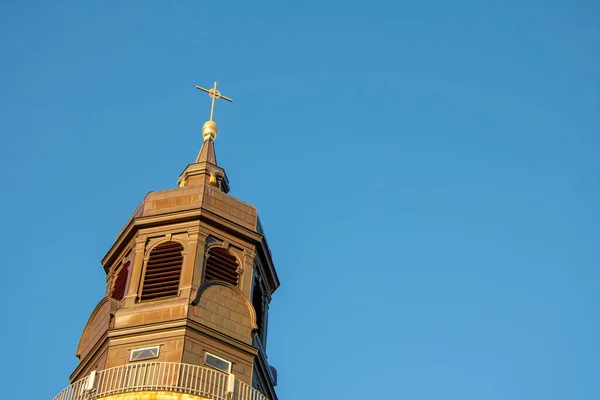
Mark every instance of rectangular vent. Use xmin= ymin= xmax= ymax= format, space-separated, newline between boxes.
xmin=204 ymin=352 xmax=232 ymax=373
xmin=130 ymin=346 xmax=160 ymax=361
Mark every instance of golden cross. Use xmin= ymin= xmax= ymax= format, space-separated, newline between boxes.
xmin=195 ymin=81 xmax=233 ymax=121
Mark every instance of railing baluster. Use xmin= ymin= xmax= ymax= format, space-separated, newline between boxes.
xmin=167 ymin=364 xmax=173 ymax=388
xmin=108 ymin=366 xmax=114 ymax=395
xmin=151 ymin=362 xmax=158 ymax=391
xmin=207 ymin=369 xmax=213 ymax=398
xmin=184 ymin=363 xmax=190 ymax=394
xmin=104 ymin=367 xmax=111 ymax=395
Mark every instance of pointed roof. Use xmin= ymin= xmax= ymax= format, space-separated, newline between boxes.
xmin=196 ymin=138 xmax=217 ymax=164
xmin=178 ymin=130 xmax=229 ymax=193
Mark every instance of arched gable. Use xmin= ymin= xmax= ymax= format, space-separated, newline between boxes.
xmin=191 ymin=281 xmax=257 ymax=345
xmin=76 ymin=297 xmax=118 ymax=360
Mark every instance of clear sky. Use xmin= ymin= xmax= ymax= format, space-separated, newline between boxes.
xmin=1 ymin=1 xmax=599 ymax=399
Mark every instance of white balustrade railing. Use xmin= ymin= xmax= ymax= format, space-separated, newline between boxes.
xmin=233 ymin=379 xmax=269 ymax=400
xmin=52 ymin=362 xmax=268 ymax=400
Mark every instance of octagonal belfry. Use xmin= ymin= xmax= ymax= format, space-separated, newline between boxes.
xmin=53 ymin=86 xmax=281 ymax=400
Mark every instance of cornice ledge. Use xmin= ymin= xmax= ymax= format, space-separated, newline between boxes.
xmin=257 ymin=239 xmax=280 ymax=292
xmin=102 ymin=203 xmax=264 ymax=271
xmin=107 ymin=319 xmax=188 ymax=339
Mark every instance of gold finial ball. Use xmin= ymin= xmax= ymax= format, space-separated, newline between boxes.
xmin=202 ymin=120 xmax=218 ymax=141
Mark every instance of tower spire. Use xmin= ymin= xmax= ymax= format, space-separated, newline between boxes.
xmin=178 ymin=81 xmax=233 ymax=192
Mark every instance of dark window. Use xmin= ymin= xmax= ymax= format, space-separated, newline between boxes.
xmin=252 ymin=282 xmax=264 ymax=338
xmin=111 ymin=260 xmax=130 ymax=301
xmin=204 ymin=247 xmax=239 ymax=286
xmin=140 ymin=241 xmax=183 ymax=301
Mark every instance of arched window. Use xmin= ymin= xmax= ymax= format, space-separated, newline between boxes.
xmin=140 ymin=241 xmax=183 ymax=301
xmin=204 ymin=247 xmax=239 ymax=286
xmin=111 ymin=260 xmax=130 ymax=301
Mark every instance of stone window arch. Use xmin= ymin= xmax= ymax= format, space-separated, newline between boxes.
xmin=140 ymin=241 xmax=184 ymax=301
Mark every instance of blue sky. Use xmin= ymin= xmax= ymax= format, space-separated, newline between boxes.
xmin=1 ymin=1 xmax=599 ymax=399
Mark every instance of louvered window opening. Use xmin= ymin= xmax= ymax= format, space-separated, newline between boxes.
xmin=111 ymin=261 xmax=130 ymax=301
xmin=205 ymin=247 xmax=239 ymax=286
xmin=140 ymin=241 xmax=183 ymax=301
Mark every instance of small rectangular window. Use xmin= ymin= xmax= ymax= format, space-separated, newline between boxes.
xmin=204 ymin=352 xmax=232 ymax=373
xmin=130 ymin=346 xmax=160 ymax=361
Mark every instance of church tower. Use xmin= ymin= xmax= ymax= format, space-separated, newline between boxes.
xmin=53 ymin=82 xmax=280 ymax=400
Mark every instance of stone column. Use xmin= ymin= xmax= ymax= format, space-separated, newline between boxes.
xmin=190 ymin=232 xmax=209 ymax=290
xmin=124 ymin=236 xmax=146 ymax=307
xmin=241 ymin=249 xmax=256 ymax=296
xmin=180 ymin=229 xmax=204 ymax=301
